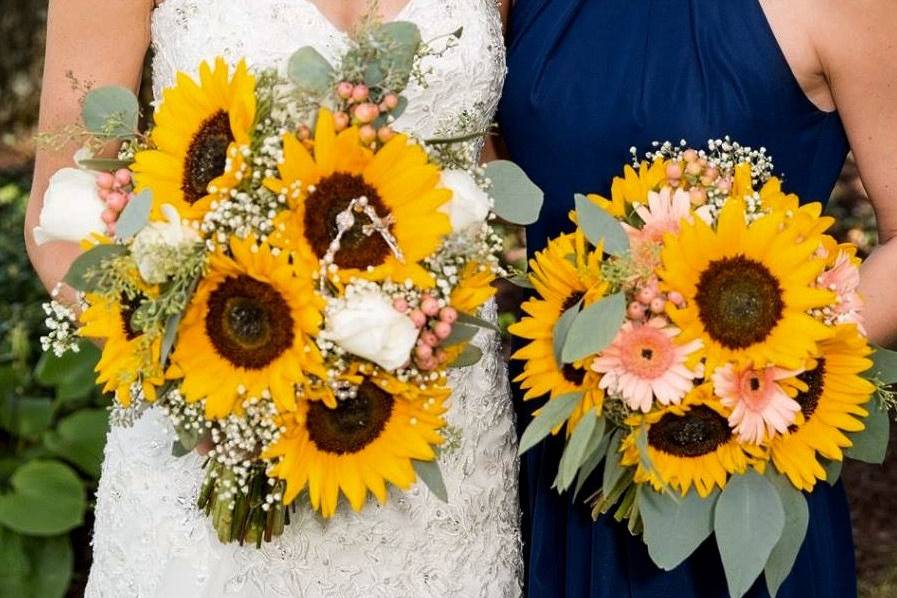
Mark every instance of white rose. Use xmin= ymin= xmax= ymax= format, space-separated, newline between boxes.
xmin=438 ymin=169 xmax=492 ymax=233
xmin=131 ymin=204 xmax=200 ymax=284
xmin=32 ymin=167 xmax=106 ymax=246
xmin=322 ymin=289 xmax=419 ymax=371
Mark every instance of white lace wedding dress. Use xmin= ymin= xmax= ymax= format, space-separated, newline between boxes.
xmin=84 ymin=1 xmax=521 ymax=596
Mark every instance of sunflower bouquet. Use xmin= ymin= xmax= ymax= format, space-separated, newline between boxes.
xmin=38 ymin=20 xmax=542 ymax=545
xmin=510 ymin=139 xmax=896 ymax=597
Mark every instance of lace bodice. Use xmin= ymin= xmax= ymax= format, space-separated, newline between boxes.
xmin=86 ymin=2 xmax=521 ymax=597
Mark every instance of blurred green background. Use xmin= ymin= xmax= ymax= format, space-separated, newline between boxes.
xmin=0 ymin=3 xmax=892 ymax=597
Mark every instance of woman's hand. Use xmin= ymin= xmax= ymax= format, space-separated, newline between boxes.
xmin=24 ymin=0 xmax=153 ymax=305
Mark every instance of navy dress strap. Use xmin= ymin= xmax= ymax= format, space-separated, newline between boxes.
xmin=498 ymin=1 xmax=854 ymax=596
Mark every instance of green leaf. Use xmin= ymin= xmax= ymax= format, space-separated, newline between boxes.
xmin=455 ymin=311 xmax=500 ymax=333
xmin=870 ymin=345 xmax=897 ymax=384
xmin=34 ymin=341 xmax=100 ymax=386
xmin=62 ymin=244 xmax=128 ymax=292
xmin=0 ymin=396 xmax=53 ymax=438
xmin=82 ymin=86 xmax=139 ymax=138
xmin=561 ymin=292 xmax=626 ymax=363
xmin=287 ymin=47 xmax=336 ymax=95
xmin=412 ymin=458 xmax=448 ymax=502
xmin=43 ymin=409 xmax=109 ymax=478
xmin=160 ymin=312 xmax=182 ymax=366
xmin=640 ymin=487 xmax=717 ymax=570
xmin=823 ymin=458 xmax=843 ymax=486
xmin=553 ymin=300 xmax=581 ymax=366
xmin=507 ymin=273 xmax=535 ymax=289
xmin=573 ymin=423 xmax=611 ymax=500
xmin=0 ymin=460 xmax=86 ymax=536
xmin=845 ymin=399 xmax=890 ymax=464
xmin=518 ymin=391 xmax=583 ymax=455
xmin=714 ymin=471 xmax=786 ymax=598
xmin=602 ymin=430 xmax=626 ymax=498
xmin=557 ymin=412 xmax=602 ymax=491
xmin=391 ymin=95 xmax=409 ymax=119
xmin=115 ymin=189 xmax=152 ymax=241
xmin=377 ymin=21 xmax=423 ymax=90
xmin=764 ymin=472 xmax=810 ymax=598
xmin=447 ymin=344 xmax=483 ymax=368
xmin=77 ymin=157 xmax=133 ymax=172
xmin=485 ymin=160 xmax=544 ymax=225
xmin=442 ymin=323 xmax=479 ymax=346
xmin=0 ymin=528 xmax=73 ymax=598
xmin=574 ymin=193 xmax=630 ymax=255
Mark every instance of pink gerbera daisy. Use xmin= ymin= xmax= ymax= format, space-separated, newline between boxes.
xmin=712 ymin=364 xmax=802 ymax=444
xmin=624 ymin=186 xmax=692 ymax=245
xmin=817 ymin=250 xmax=865 ymax=333
xmin=592 ymin=317 xmax=702 ymax=413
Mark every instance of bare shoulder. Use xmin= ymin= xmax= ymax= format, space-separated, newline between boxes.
xmin=807 ymin=0 xmax=897 ymax=79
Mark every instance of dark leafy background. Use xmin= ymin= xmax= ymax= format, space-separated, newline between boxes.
xmin=0 ymin=2 xmax=892 ymax=596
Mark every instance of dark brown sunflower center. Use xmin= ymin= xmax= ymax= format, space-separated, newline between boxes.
xmin=794 ymin=359 xmax=826 ymax=420
xmin=205 ymin=274 xmax=295 ymax=370
xmin=648 ymin=405 xmax=732 ymax=457
xmin=561 ymin=291 xmax=585 ymax=313
xmin=120 ymin=293 xmax=144 ymax=341
xmin=303 ymin=172 xmax=393 ymax=270
xmin=306 ymin=381 xmax=395 ymax=454
xmin=693 ymin=255 xmax=784 ymax=349
xmin=182 ymin=110 xmax=233 ymax=205
xmin=562 ymin=364 xmax=586 ymax=385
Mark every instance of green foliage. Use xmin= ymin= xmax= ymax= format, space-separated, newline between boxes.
xmin=0 ymin=175 xmax=108 ymax=598
xmin=574 ymin=193 xmax=630 ymax=256
xmin=561 ymin=292 xmax=627 ymax=363
xmin=485 ymin=160 xmax=544 ymax=225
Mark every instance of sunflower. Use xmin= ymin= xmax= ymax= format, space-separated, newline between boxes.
xmin=659 ymin=198 xmax=835 ymax=375
xmin=510 ymin=232 xmax=607 ymax=434
xmin=587 ymin=158 xmax=666 ymax=218
xmin=133 ymin=58 xmax=256 ymax=220
xmin=621 ymin=384 xmax=759 ymax=497
xmin=769 ymin=324 xmax=874 ymax=491
xmin=79 ymin=292 xmax=164 ymax=406
xmin=169 ymin=237 xmax=323 ymax=418
xmin=264 ymin=372 xmax=448 ymax=517
xmin=450 ymin=261 xmax=497 ymax=314
xmin=264 ymin=109 xmax=451 ymax=287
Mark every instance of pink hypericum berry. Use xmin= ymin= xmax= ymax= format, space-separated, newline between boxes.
xmin=685 ymin=161 xmax=703 ymax=177
xmin=337 ymin=81 xmax=354 ymax=99
xmin=101 ymin=208 xmax=117 ymax=224
xmin=683 ymin=149 xmax=699 ymax=162
xmin=420 ymin=330 xmax=439 ymax=347
xmin=351 ymin=84 xmax=369 ymax=102
xmin=106 ymin=191 xmax=127 ymax=211
xmin=665 ymin=162 xmax=683 ymax=181
xmin=439 ymin=307 xmax=458 ymax=324
xmin=409 ymin=309 xmax=427 ymax=328
xmin=717 ymin=177 xmax=733 ymax=194
xmin=650 ymin=297 xmax=667 ymax=314
xmin=419 ymin=355 xmax=438 ymax=371
xmin=383 ymin=94 xmax=400 ymax=110
xmin=636 ymin=285 xmax=657 ymax=305
xmin=420 ymin=296 xmax=440 ymax=317
xmin=627 ymin=301 xmax=646 ymax=320
xmin=393 ymin=297 xmax=409 ymax=313
xmin=114 ymin=168 xmax=132 ymax=187
xmin=377 ymin=126 xmax=395 ymax=143
xmin=333 ymin=112 xmax=350 ymax=131
xmin=689 ymin=188 xmax=707 ymax=207
xmin=96 ymin=171 xmax=115 ymax=190
xmin=668 ymin=291 xmax=685 ymax=307
xmin=415 ymin=343 xmax=433 ymax=361
xmin=433 ymin=321 xmax=452 ymax=340
xmin=359 ymin=125 xmax=377 ymax=145
xmin=354 ymin=103 xmax=378 ymax=124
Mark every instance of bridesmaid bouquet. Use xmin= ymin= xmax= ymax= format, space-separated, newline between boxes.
xmin=37 ymin=20 xmax=542 ymax=545
xmin=511 ymin=139 xmax=895 ymax=597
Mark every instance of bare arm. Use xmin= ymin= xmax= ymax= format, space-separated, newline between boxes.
xmin=809 ymin=1 xmax=897 ymax=345
xmin=24 ymin=0 xmax=153 ymax=303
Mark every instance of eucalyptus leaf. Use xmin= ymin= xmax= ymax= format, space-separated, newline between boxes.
xmin=62 ymin=244 xmax=128 ymax=292
xmin=0 ymin=460 xmax=86 ymax=536
xmin=507 ymin=273 xmax=535 ymax=289
xmin=412 ymin=458 xmax=448 ymax=502
xmin=442 ymin=323 xmax=478 ymax=346
xmin=447 ymin=344 xmax=483 ymax=368
xmin=455 ymin=311 xmax=500 ymax=333
xmin=115 ymin=189 xmax=152 ymax=241
xmin=561 ymin=292 xmax=627 ymax=363
xmin=640 ymin=487 xmax=717 ymax=571
xmin=518 ymin=391 xmax=583 ymax=455
xmin=485 ymin=160 xmax=544 ymax=225
xmin=574 ymin=193 xmax=630 ymax=255
xmin=715 ymin=471 xmax=785 ymax=598
xmin=823 ymin=458 xmax=843 ymax=486
xmin=764 ymin=472 xmax=810 ymax=598
xmin=390 ymin=95 xmax=409 ymax=119
xmin=870 ymin=345 xmax=897 ymax=384
xmin=553 ymin=300 xmax=581 ymax=366
xmin=377 ymin=21 xmax=423 ymax=89
xmin=82 ymin=86 xmax=139 ymax=138
xmin=288 ymin=47 xmax=336 ymax=95
xmin=557 ymin=412 xmax=601 ymax=492
xmin=77 ymin=158 xmax=133 ymax=172
xmin=602 ymin=430 xmax=625 ymax=499
xmin=161 ymin=312 xmax=182 ymax=366
xmin=574 ymin=424 xmax=611 ymax=500
xmin=845 ymin=398 xmax=890 ymax=464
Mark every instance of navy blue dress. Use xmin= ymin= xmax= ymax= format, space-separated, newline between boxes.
xmin=497 ymin=1 xmax=855 ymax=596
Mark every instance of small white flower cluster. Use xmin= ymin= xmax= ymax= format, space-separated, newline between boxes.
xmin=39 ymin=290 xmax=81 ymax=357
xmin=109 ymin=380 xmax=152 ymax=427
xmin=698 ymin=190 xmax=768 ymax=227
xmin=201 ymin=186 xmax=286 ymax=249
xmin=641 ymin=137 xmax=775 ymax=186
